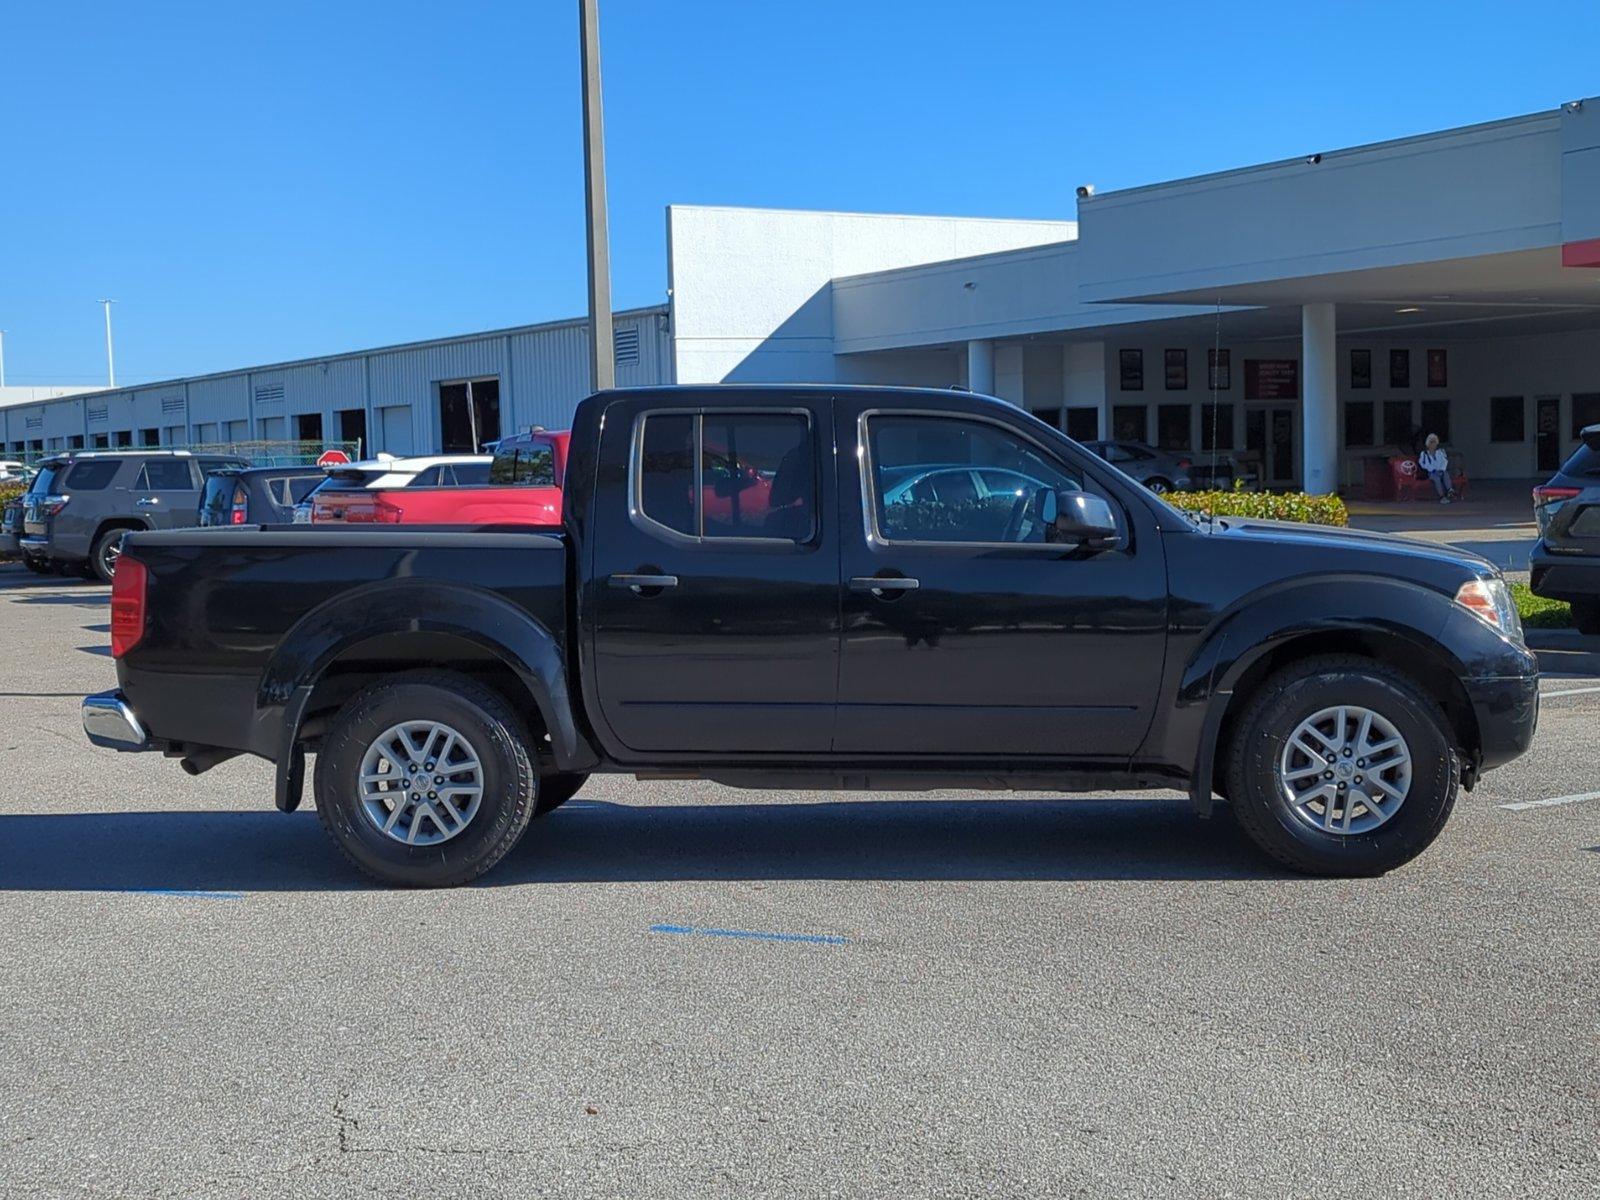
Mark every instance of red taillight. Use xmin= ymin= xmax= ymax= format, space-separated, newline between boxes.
xmin=1176 ymin=458 xmax=1192 ymax=470
xmin=110 ymin=556 xmax=147 ymax=658
xmin=230 ymin=486 xmax=248 ymax=524
xmin=230 ymin=507 xmax=247 ymax=525
xmin=1533 ymin=486 xmax=1580 ymax=507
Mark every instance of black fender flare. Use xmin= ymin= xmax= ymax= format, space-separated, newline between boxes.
xmin=1176 ymin=575 xmax=1467 ymax=815
xmin=257 ymin=578 xmax=594 ymax=810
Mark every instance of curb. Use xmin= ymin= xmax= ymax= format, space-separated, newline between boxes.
xmin=1527 ymin=628 xmax=1600 ymax=677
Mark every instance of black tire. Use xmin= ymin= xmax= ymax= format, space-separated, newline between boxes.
xmin=1145 ymin=477 xmax=1172 ymax=495
xmin=313 ymin=670 xmax=538 ymax=887
xmin=1571 ymin=599 xmax=1600 ymax=637
xmin=535 ymin=771 xmax=589 ymax=817
xmin=91 ymin=528 xmax=129 ymax=583
xmin=1224 ymin=655 xmax=1459 ymax=877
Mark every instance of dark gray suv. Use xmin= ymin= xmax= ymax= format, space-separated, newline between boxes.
xmin=21 ymin=451 xmax=247 ymax=581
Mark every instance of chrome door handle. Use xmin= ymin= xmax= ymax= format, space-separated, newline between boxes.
xmin=609 ymin=573 xmax=679 ymax=594
xmin=850 ymin=575 xmax=920 ymax=594
xmin=136 ymin=498 xmax=159 ymax=507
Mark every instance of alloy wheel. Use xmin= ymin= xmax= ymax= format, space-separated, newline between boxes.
xmin=357 ymin=720 xmax=485 ymax=846
xmin=1278 ymin=704 xmax=1412 ymax=835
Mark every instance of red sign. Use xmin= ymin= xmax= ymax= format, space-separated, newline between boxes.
xmin=316 ymin=449 xmax=351 ymax=466
xmin=1244 ymin=359 xmax=1299 ymax=401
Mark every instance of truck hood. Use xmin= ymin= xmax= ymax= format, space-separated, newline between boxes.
xmin=1200 ymin=515 xmax=1498 ymax=576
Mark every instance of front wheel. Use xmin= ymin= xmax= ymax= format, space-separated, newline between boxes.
xmin=1144 ymin=477 xmax=1172 ymax=495
xmin=1224 ymin=655 xmax=1458 ymax=877
xmin=314 ymin=671 xmax=538 ymax=886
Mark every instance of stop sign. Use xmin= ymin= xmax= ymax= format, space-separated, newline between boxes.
xmin=316 ymin=449 xmax=351 ymax=466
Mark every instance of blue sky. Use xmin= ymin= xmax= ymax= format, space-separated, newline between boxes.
xmin=4 ymin=0 xmax=1599 ymax=387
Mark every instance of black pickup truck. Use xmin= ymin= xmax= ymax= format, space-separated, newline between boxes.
xmin=81 ymin=385 xmax=1539 ymax=886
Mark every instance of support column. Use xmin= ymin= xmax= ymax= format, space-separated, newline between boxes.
xmin=1062 ymin=341 xmax=1108 ymax=437
xmin=967 ymin=339 xmax=995 ymax=395
xmin=994 ymin=344 xmax=1025 ymax=406
xmin=1302 ymin=303 xmax=1338 ymax=495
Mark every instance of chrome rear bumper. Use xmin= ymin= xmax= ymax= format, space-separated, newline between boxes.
xmin=82 ymin=690 xmax=154 ymax=751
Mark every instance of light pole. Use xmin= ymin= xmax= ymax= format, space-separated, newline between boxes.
xmin=579 ymin=0 xmax=614 ymax=393
xmin=0 ymin=330 xmax=7 ymax=387
xmin=99 ymin=299 xmax=116 ymax=387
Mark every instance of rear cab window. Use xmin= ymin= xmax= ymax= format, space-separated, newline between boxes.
xmin=634 ymin=410 xmax=817 ymax=542
xmin=490 ymin=438 xmax=559 ymax=486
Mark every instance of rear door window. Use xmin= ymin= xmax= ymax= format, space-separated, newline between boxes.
xmin=453 ymin=462 xmax=490 ymax=485
xmin=64 ymin=459 xmax=122 ymax=490
xmin=408 ymin=466 xmax=442 ymax=487
xmin=634 ymin=411 xmax=816 ymax=542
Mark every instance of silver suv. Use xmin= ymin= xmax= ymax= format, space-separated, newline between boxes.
xmin=21 ymin=451 xmax=247 ymax=581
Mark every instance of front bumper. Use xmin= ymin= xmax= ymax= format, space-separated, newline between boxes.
xmin=1464 ymin=672 xmax=1539 ymax=772
xmin=82 ymin=690 xmax=155 ymax=752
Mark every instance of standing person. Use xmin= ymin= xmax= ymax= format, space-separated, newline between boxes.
xmin=1419 ymin=433 xmax=1454 ymax=504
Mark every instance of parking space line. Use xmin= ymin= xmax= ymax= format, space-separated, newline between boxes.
xmin=650 ymin=923 xmax=847 ymax=945
xmin=127 ymin=888 xmax=246 ymax=900
xmin=1499 ymin=791 xmax=1600 ymax=813
xmin=1539 ymin=684 xmax=1600 ymax=699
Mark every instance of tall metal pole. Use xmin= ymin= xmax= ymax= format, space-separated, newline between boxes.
xmin=0 ymin=330 xmax=7 ymax=387
xmin=99 ymin=300 xmax=116 ymax=387
xmin=579 ymin=0 xmax=614 ymax=393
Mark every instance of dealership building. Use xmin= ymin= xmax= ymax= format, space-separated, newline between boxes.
xmin=7 ymin=97 xmax=1600 ymax=493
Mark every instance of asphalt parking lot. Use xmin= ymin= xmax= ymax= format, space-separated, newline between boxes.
xmin=0 ymin=564 xmax=1596 ymax=1199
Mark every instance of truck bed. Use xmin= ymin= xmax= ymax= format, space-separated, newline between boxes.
xmin=116 ymin=524 xmax=569 ymax=761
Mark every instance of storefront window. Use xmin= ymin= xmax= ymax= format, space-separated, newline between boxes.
xmin=1383 ymin=400 xmax=1415 ymax=449
xmin=1489 ymin=396 xmax=1524 ymax=443
xmin=1344 ymin=401 xmax=1374 ymax=447
xmin=1419 ymin=399 xmax=1451 ymax=445
xmin=1200 ymin=404 xmax=1234 ymax=451
xmin=1157 ymin=404 xmax=1191 ymax=450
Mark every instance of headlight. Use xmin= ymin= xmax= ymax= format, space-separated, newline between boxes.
xmin=1454 ymin=577 xmax=1523 ymax=641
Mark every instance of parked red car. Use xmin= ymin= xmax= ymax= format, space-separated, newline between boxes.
xmin=309 ymin=434 xmax=569 ymax=526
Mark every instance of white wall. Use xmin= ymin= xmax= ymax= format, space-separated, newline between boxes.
xmin=667 ymin=206 xmax=1077 ymax=384
xmin=1077 ymin=111 xmax=1564 ymax=302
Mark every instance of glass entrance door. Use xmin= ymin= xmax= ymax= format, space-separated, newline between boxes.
xmin=1245 ymin=406 xmax=1297 ymax=488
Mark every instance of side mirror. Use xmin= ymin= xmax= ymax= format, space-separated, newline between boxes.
xmin=1049 ymin=490 xmax=1118 ymax=546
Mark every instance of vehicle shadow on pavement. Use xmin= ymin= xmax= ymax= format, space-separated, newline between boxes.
xmin=0 ymin=798 xmax=1289 ymax=891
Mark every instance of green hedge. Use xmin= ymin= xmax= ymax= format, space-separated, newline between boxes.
xmin=1167 ymin=489 xmax=1349 ymax=528
xmin=0 ymin=482 xmax=24 ymax=507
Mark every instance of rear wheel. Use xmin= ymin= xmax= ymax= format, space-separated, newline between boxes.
xmin=91 ymin=528 xmax=130 ymax=583
xmin=1144 ymin=477 xmax=1172 ymax=495
xmin=1570 ymin=598 xmax=1600 ymax=637
xmin=1225 ymin=655 xmax=1458 ymax=876
xmin=535 ymin=771 xmax=589 ymax=817
xmin=313 ymin=671 xmax=538 ymax=887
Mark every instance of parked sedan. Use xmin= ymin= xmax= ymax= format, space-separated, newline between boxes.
xmin=1081 ymin=440 xmax=1193 ymax=493
xmin=1530 ymin=424 xmax=1600 ymax=634
xmin=199 ymin=466 xmax=326 ymax=527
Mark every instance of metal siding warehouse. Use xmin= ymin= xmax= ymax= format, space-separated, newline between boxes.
xmin=2 ymin=307 xmax=670 ymax=458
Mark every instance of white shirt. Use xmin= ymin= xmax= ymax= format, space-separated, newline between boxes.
xmin=1419 ymin=448 xmax=1448 ymax=473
